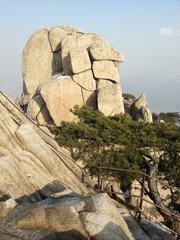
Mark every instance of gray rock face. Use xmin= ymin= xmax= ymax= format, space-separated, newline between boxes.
xmin=118 ymin=204 xmax=151 ymax=240
xmin=81 ymin=193 xmax=134 ymax=240
xmin=140 ymin=219 xmax=175 ymax=240
xmin=0 ymin=191 xmax=145 ymax=240
xmin=17 ymin=204 xmax=88 ymax=237
xmin=22 ymin=25 xmax=125 ymax=125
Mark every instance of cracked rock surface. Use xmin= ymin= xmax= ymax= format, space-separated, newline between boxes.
xmin=21 ymin=25 xmax=125 ymax=126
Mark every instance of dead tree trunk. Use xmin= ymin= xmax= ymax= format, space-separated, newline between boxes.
xmin=144 ymin=153 xmax=180 ymax=234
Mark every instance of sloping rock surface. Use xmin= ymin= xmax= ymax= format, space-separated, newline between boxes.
xmin=0 ymin=191 xmax=150 ymax=240
xmin=0 ymin=92 xmax=89 ymax=202
xmin=0 ymin=92 xmax=152 ymax=240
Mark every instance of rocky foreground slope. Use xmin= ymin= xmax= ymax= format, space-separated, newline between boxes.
xmin=0 ymin=93 xmax=152 ymax=239
xmin=0 ymin=25 xmax=172 ymax=239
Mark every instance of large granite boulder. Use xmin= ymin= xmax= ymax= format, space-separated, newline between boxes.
xmin=22 ymin=29 xmax=53 ymax=100
xmin=70 ymin=49 xmax=91 ymax=74
xmin=98 ymin=84 xmax=124 ymax=116
xmin=92 ymin=60 xmax=120 ymax=82
xmin=21 ymin=25 xmax=125 ymax=126
xmin=39 ymin=76 xmax=85 ymax=125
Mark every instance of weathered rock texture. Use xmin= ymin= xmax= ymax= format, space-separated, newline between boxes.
xmin=22 ymin=29 xmax=53 ymax=101
xmin=131 ymin=94 xmax=153 ymax=122
xmin=98 ymin=84 xmax=124 ymax=116
xmin=0 ymin=189 xmax=151 ymax=240
xmin=0 ymin=92 xmax=153 ymax=240
xmin=0 ymin=198 xmax=17 ymax=219
xmin=0 ymin=92 xmax=89 ymax=202
xmin=21 ymin=25 xmax=125 ymax=125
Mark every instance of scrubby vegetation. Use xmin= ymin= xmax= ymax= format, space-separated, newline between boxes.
xmin=153 ymin=112 xmax=180 ymax=125
xmin=50 ymin=106 xmax=180 ymax=231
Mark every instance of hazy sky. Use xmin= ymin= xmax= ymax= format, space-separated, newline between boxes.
xmin=0 ymin=0 xmax=180 ymax=112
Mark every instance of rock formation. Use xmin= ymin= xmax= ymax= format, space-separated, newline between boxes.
xmin=130 ymin=94 xmax=153 ymax=122
xmin=21 ymin=25 xmax=125 ymax=125
xmin=0 ymin=25 xmax=160 ymax=240
xmin=0 ymin=92 xmax=89 ymax=202
xmin=0 ymin=189 xmax=150 ymax=240
xmin=0 ymin=92 xmax=152 ymax=240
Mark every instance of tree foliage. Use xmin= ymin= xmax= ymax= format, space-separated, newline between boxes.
xmin=50 ymin=106 xmax=180 ymax=188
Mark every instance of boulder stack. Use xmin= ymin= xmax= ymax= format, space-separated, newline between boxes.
xmin=21 ymin=25 xmax=125 ymax=125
